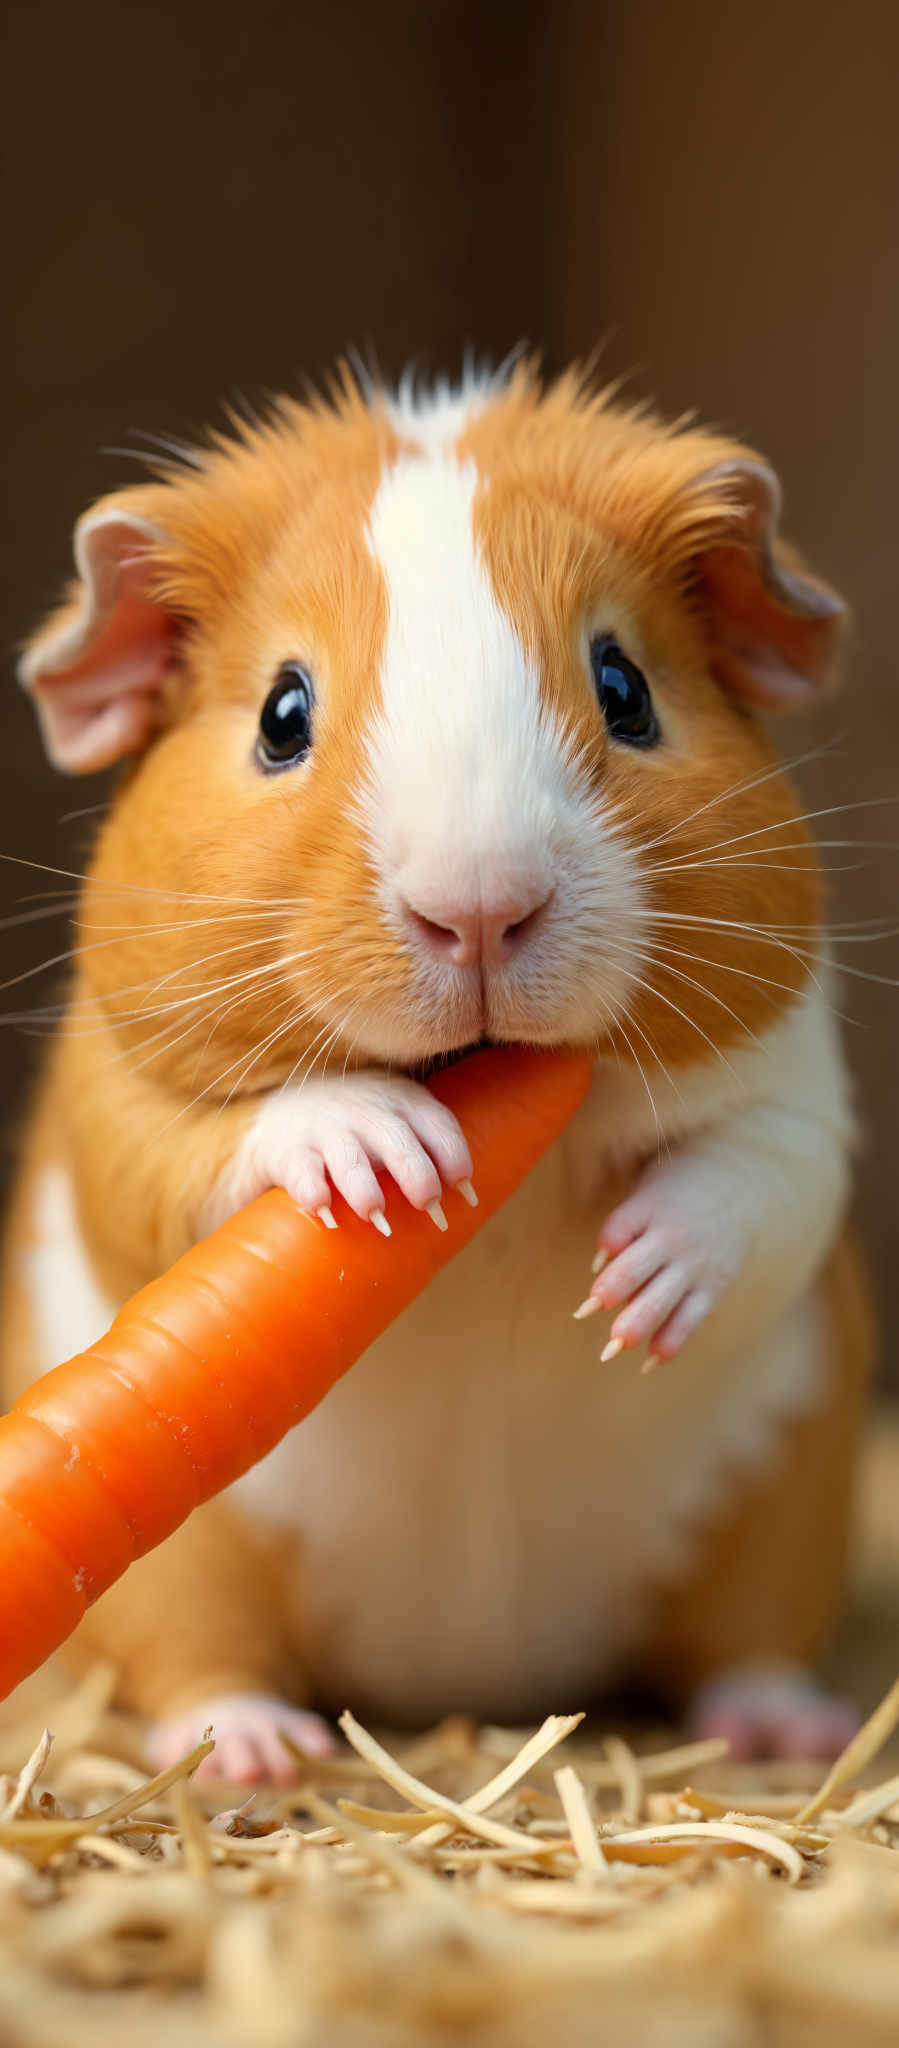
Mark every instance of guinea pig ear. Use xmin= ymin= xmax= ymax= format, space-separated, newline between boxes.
xmin=18 ymin=501 xmax=178 ymax=773
xmin=689 ymin=460 xmax=846 ymax=710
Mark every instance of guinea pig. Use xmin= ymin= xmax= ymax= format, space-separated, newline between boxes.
xmin=5 ymin=360 xmax=872 ymax=1781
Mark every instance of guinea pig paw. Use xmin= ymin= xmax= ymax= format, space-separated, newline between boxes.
xmin=249 ymin=1070 xmax=474 ymax=1230
xmin=146 ymin=1693 xmax=337 ymax=1785
xmin=687 ymin=1664 xmax=861 ymax=1762
xmin=574 ymin=1179 xmax=749 ymax=1366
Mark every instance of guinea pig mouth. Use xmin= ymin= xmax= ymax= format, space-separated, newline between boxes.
xmin=409 ymin=1037 xmax=493 ymax=1082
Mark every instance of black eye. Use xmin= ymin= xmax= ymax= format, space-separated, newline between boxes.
xmin=589 ymin=637 xmax=659 ymax=746
xmin=257 ymin=663 xmax=315 ymax=770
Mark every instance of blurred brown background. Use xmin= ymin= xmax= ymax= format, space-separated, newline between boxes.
xmin=4 ymin=0 xmax=898 ymax=1370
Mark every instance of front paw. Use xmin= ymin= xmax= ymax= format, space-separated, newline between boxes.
xmin=574 ymin=1159 xmax=751 ymax=1368
xmin=147 ymin=1692 xmax=337 ymax=1784
xmin=214 ymin=1070 xmax=476 ymax=1236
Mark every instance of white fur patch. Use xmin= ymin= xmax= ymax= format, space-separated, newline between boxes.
xmin=366 ymin=450 xmax=562 ymax=860
xmin=25 ymin=1165 xmax=117 ymax=1371
xmin=359 ymin=444 xmax=648 ymax=1055
xmin=385 ymin=361 xmax=506 ymax=455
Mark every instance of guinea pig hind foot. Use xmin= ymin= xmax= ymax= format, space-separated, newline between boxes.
xmin=687 ymin=1661 xmax=860 ymax=1763
xmin=146 ymin=1691 xmax=338 ymax=1785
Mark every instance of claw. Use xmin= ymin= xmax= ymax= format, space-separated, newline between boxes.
xmin=572 ymin=1294 xmax=602 ymax=1321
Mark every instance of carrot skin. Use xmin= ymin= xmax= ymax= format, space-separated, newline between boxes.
xmin=0 ymin=1500 xmax=90 ymax=1661
xmin=23 ymin=1364 xmax=202 ymax=1548
xmin=0 ymin=1413 xmax=136 ymax=1595
xmin=0 ymin=1046 xmax=592 ymax=1698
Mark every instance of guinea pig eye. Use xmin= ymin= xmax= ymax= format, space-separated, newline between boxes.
xmin=589 ymin=637 xmax=659 ymax=747
xmin=256 ymin=663 xmax=315 ymax=770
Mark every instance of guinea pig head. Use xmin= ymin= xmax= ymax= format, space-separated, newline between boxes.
xmin=20 ymin=367 xmax=846 ymax=1097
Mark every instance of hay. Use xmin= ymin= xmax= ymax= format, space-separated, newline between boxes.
xmin=2 ymin=1668 xmax=899 ymax=2045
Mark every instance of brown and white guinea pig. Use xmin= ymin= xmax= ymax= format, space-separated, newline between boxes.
xmin=4 ymin=361 xmax=873 ymax=1781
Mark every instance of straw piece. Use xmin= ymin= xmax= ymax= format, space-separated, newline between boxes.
xmin=434 ymin=1839 xmax=570 ymax=1869
xmin=410 ymin=1712 xmax=583 ymax=1854
xmin=795 ymin=1672 xmax=899 ymax=1825
xmin=460 ymin=1714 xmax=584 ymax=1810
xmin=336 ymin=1802 xmax=445 ymax=1833
xmin=606 ymin=1820 xmax=805 ymax=1882
xmin=0 ymin=1729 xmax=53 ymax=1821
xmin=603 ymin=1735 xmax=643 ymax=1823
xmin=338 ymin=1712 xmax=568 ymax=1855
xmin=553 ymin=1767 xmax=608 ymax=1873
xmin=171 ymin=1781 xmax=213 ymax=1879
xmin=831 ymin=1770 xmax=899 ymax=1831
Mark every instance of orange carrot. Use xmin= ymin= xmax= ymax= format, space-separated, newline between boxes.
xmin=0 ymin=1045 xmax=591 ymax=1699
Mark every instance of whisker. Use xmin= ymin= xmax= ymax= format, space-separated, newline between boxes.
xmin=643 ymin=794 xmax=899 ymax=867
xmin=158 ymin=1011 xmax=314 ymax=1135
xmin=273 ymin=985 xmax=364 ymax=1102
xmin=0 ymin=931 xmax=382 ymax=1038
xmin=646 ymin=858 xmax=868 ymax=879
xmin=183 ymin=980 xmax=318 ymax=1090
xmin=644 ymin=832 xmax=899 ymax=881
xmin=160 ymin=959 xmax=367 ymax=1129
xmin=126 ymin=934 xmax=293 ymax=1013
xmin=0 ymin=907 xmax=303 ymax=1002
xmin=21 ymin=936 xmax=339 ymax=1029
xmin=120 ymin=974 xmax=314 ymax=1079
xmin=607 ymin=957 xmax=739 ymax=1080
xmin=798 ymin=959 xmax=899 ymax=992
xmin=638 ymin=910 xmax=826 ymax=997
xmin=621 ymin=740 xmax=846 ymax=860
xmin=213 ymin=988 xmax=358 ymax=1120
xmin=595 ymin=933 xmax=763 ymax=1048
xmin=282 ymin=1016 xmax=351 ymax=1102
xmin=57 ymin=803 xmax=112 ymax=826
xmin=606 ymin=1003 xmax=669 ymax=1158
xmin=0 ymin=898 xmax=78 ymax=935
xmin=0 ymin=852 xmax=299 ymax=910
xmin=57 ymin=956 xmax=305 ymax=1035
xmin=216 ymin=1004 xmax=326 ymax=1112
xmin=601 ymin=928 xmax=857 ymax=1026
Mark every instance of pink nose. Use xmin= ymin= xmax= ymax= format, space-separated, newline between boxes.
xmin=400 ymin=884 xmax=554 ymax=968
